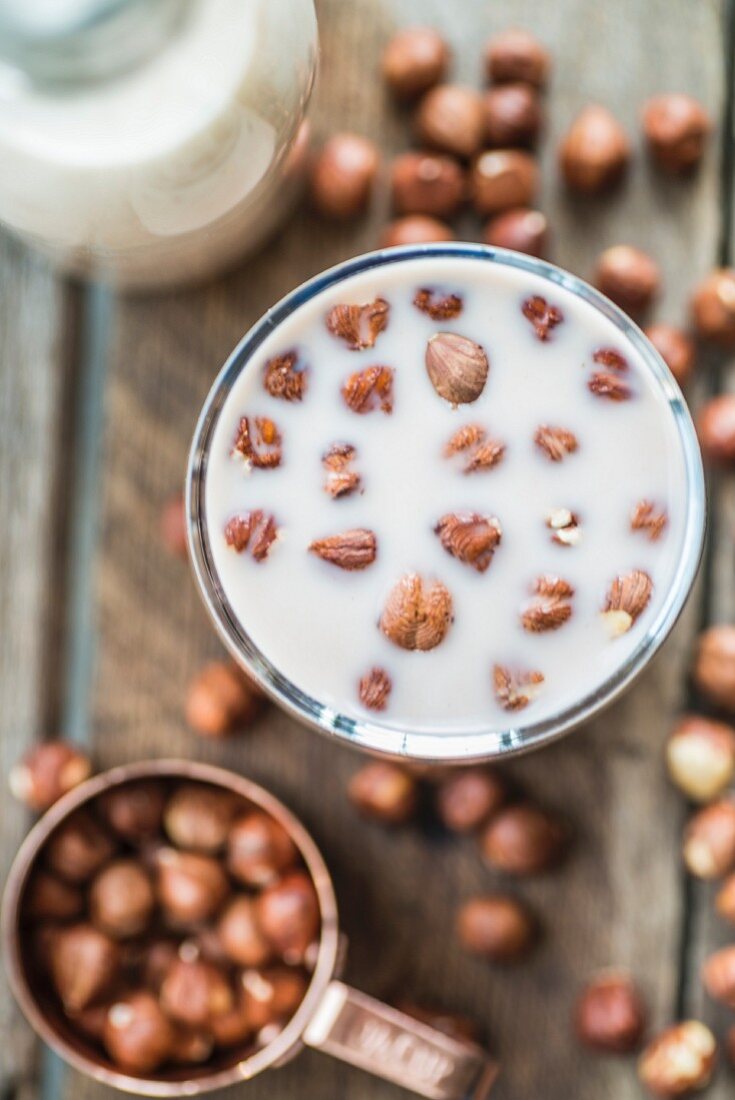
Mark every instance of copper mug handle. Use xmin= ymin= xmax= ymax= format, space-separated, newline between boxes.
xmin=302 ymin=981 xmax=498 ymax=1100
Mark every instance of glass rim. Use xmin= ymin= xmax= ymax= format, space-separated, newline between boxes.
xmin=186 ymin=243 xmax=706 ymax=764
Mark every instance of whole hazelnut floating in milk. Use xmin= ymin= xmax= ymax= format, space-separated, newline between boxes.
xmin=190 ymin=246 xmax=704 ymax=760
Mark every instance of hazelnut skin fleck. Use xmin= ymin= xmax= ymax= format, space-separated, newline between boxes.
xmin=9 ymin=741 xmax=92 ymax=813
xmin=456 ymin=895 xmax=536 ymax=961
xmin=381 ymin=27 xmax=450 ymax=101
xmin=484 ymin=29 xmax=550 ymax=88
xmin=715 ymin=873 xmax=735 ymax=924
xmin=682 ymin=798 xmax=735 ymax=879
xmin=483 ymin=208 xmax=548 ymax=258
xmin=348 ymin=762 xmax=418 ymax=825
xmin=697 ymin=394 xmax=735 ymax=466
xmin=559 ymin=105 xmax=630 ymax=193
xmin=638 ymin=1021 xmax=717 ymax=1097
xmin=255 ymin=871 xmax=321 ymax=963
xmin=594 ymin=246 xmax=660 ymax=316
xmin=227 ymin=811 xmax=298 ymax=886
xmin=691 ymin=269 xmax=735 ymax=345
xmin=702 ymin=944 xmax=735 ymax=1007
xmin=471 ymin=150 xmax=538 ymax=216
xmin=480 ymin=803 xmax=566 ymax=875
xmin=415 ymin=85 xmax=486 ymax=160
xmin=692 ymin=624 xmax=735 ymax=710
xmin=391 ymin=151 xmax=465 ymax=218
xmin=89 ymin=859 xmax=156 ymax=939
xmin=665 ymin=715 xmax=735 ymax=802
xmin=160 ymin=495 xmax=188 ymax=558
xmin=160 ymin=954 xmax=234 ymax=1028
xmin=50 ymin=922 xmax=121 ymax=1012
xmin=103 ymin=991 xmax=175 ymax=1074
xmin=156 ymin=848 xmax=230 ymax=925
xmin=44 ymin=811 xmax=117 ymax=884
xmin=163 ymin=784 xmax=237 ymax=854
xmin=97 ymin=781 xmax=166 ymax=844
xmin=436 ymin=769 xmax=507 ymax=833
xmin=642 ymin=94 xmax=711 ymax=174
xmin=644 ymin=324 xmax=695 ymax=387
xmin=483 ymin=83 xmax=542 ymax=148
xmin=185 ymin=661 xmax=264 ymax=738
xmin=380 ymin=215 xmax=455 ymax=247
xmin=217 ymin=896 xmax=272 ymax=967
xmin=574 ymin=972 xmax=646 ymax=1054
xmin=310 ymin=133 xmax=379 ymax=220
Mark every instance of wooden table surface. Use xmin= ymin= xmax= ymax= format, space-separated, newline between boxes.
xmin=2 ymin=1 xmax=735 ymax=1097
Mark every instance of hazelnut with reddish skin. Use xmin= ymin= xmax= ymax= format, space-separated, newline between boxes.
xmin=217 ymin=896 xmax=272 ymax=967
xmin=471 ymin=150 xmax=538 ymax=216
xmin=380 ymin=215 xmax=455 ymax=247
xmin=89 ymin=859 xmax=156 ymax=939
xmin=97 ymin=781 xmax=166 ymax=844
xmin=44 ymin=811 xmax=117 ymax=884
xmin=702 ymin=944 xmax=735 ymax=1007
xmin=381 ymin=27 xmax=449 ymax=101
xmin=227 ymin=811 xmax=298 ymax=886
xmin=691 ymin=269 xmax=735 ymax=345
xmin=347 ymin=762 xmax=418 ymax=825
xmin=155 ymin=848 xmax=230 ymax=925
xmin=574 ymin=972 xmax=646 ymax=1054
xmin=594 ymin=246 xmax=660 ymax=316
xmin=665 ymin=715 xmax=735 ymax=802
xmin=50 ymin=922 xmax=121 ymax=1012
xmin=697 ymin=394 xmax=735 ymax=466
xmin=160 ymin=495 xmax=187 ymax=558
xmin=642 ymin=94 xmax=711 ymax=174
xmin=638 ymin=1021 xmax=717 ymax=1097
xmin=163 ymin=784 xmax=237 ymax=854
xmin=310 ymin=133 xmax=379 ymax=220
xmin=103 ymin=991 xmax=175 ymax=1073
xmin=171 ymin=1029 xmax=215 ymax=1066
xmin=391 ymin=151 xmax=465 ymax=217
xmin=683 ymin=798 xmax=735 ymax=878
xmin=559 ymin=105 xmax=630 ymax=193
xmin=160 ymin=954 xmax=234 ymax=1028
xmin=692 ymin=625 xmax=735 ymax=710
xmin=456 ymin=895 xmax=536 ymax=961
xmin=484 ymin=28 xmax=550 ymax=88
xmin=644 ymin=324 xmax=695 ymax=387
xmin=415 ymin=85 xmax=486 ymax=160
xmin=436 ymin=769 xmax=507 ymax=833
xmin=9 ymin=741 xmax=91 ymax=813
xmin=209 ymin=993 xmax=254 ymax=1048
xmin=482 ymin=208 xmax=548 ymax=257
xmin=185 ymin=661 xmax=264 ymax=738
xmin=255 ymin=871 xmax=320 ymax=963
xmin=480 ymin=803 xmax=566 ymax=875
xmin=239 ymin=965 xmax=309 ymax=1031
xmin=716 ymin=873 xmax=735 ymax=923
xmin=24 ymin=870 xmax=84 ymax=921
xmin=483 ymin=83 xmax=542 ymax=147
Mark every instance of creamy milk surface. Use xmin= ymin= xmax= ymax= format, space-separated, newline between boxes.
xmin=205 ymin=255 xmax=692 ymax=739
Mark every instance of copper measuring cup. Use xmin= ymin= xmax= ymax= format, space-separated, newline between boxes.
xmin=2 ymin=759 xmax=498 ymax=1099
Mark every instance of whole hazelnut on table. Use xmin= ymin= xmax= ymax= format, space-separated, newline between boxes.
xmin=574 ymin=971 xmax=646 ymax=1054
xmin=9 ymin=740 xmax=91 ymax=812
xmin=716 ymin=873 xmax=735 ymax=923
xmin=559 ymin=105 xmax=630 ymax=193
xmin=484 ymin=29 xmax=550 ymax=88
xmin=415 ymin=85 xmax=486 ymax=160
xmin=160 ymin=495 xmax=187 ymax=559
xmin=456 ymin=895 xmax=536 ymax=962
xmin=89 ymin=859 xmax=156 ymax=939
xmin=391 ymin=151 xmax=465 ymax=218
xmin=227 ymin=811 xmax=298 ymax=886
xmin=638 ymin=1021 xmax=717 ymax=1097
xmin=394 ymin=1001 xmax=479 ymax=1044
xmin=480 ymin=803 xmax=566 ymax=875
xmin=50 ymin=922 xmax=121 ymax=1012
xmin=471 ymin=150 xmax=538 ymax=216
xmin=594 ymin=245 xmax=660 ymax=316
xmin=156 ymin=847 xmax=230 ymax=925
xmin=185 ymin=660 xmax=264 ymax=737
xmin=217 ymin=896 xmax=272 ymax=967
xmin=644 ymin=324 xmax=696 ymax=387
xmin=97 ymin=780 xmax=166 ymax=844
xmin=24 ymin=870 xmax=84 ymax=921
xmin=436 ymin=769 xmax=507 ymax=833
xmin=483 ymin=84 xmax=542 ymax=147
xmin=347 ymin=762 xmax=418 ymax=824
xmin=381 ymin=27 xmax=450 ymax=101
xmin=702 ymin=944 xmax=735 ymax=1007
xmin=482 ymin=208 xmax=549 ymax=258
xmin=642 ymin=94 xmax=711 ymax=174
xmin=691 ymin=269 xmax=735 ymax=345
xmin=239 ymin=965 xmax=309 ymax=1032
xmin=665 ymin=715 xmax=735 ymax=802
xmin=160 ymin=952 xmax=234 ymax=1028
xmin=682 ymin=798 xmax=735 ymax=878
xmin=44 ymin=810 xmax=117 ymax=883
xmin=310 ymin=133 xmax=380 ymax=220
xmin=163 ymin=784 xmax=237 ymax=854
xmin=692 ymin=625 xmax=735 ymax=710
xmin=697 ymin=394 xmax=735 ymax=466
xmin=255 ymin=871 xmax=320 ymax=963
xmin=380 ymin=215 xmax=455 ymax=247
xmin=103 ymin=991 xmax=175 ymax=1074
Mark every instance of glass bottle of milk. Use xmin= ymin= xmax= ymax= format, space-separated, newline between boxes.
xmin=0 ymin=0 xmax=318 ymax=287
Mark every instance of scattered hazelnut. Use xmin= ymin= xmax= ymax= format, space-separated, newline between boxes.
xmin=594 ymin=245 xmax=660 ymax=316
xmin=89 ymin=859 xmax=156 ymax=939
xmin=436 ymin=769 xmax=507 ymax=833
xmin=644 ymin=324 xmax=696 ymax=387
xmin=160 ymin=953 xmax=234 ymax=1028
xmin=310 ymin=133 xmax=380 ymax=220
xmin=185 ymin=661 xmax=264 ymax=738
xmin=160 ymin=495 xmax=187 ymax=558
xmin=638 ymin=1021 xmax=717 ymax=1097
xmin=394 ymin=1000 xmax=480 ymax=1044
xmin=103 ymin=991 xmax=175 ymax=1074
xmin=217 ymin=896 xmax=272 ymax=967
xmin=483 ymin=83 xmax=542 ymax=147
xmin=24 ymin=870 xmax=84 ymax=921
xmin=481 ymin=803 xmax=566 ymax=875
xmin=665 ymin=715 xmax=735 ymax=802
xmin=227 ymin=812 xmax=298 ymax=886
xmin=484 ymin=29 xmax=550 ymax=88
xmin=163 ymin=784 xmax=237 ymax=854
xmin=574 ymin=971 xmax=646 ymax=1054
xmin=682 ymin=798 xmax=735 ymax=878
xmin=470 ymin=150 xmax=538 ymax=216
xmin=347 ymin=762 xmax=418 ymax=825
xmin=380 ymin=215 xmax=455 ymax=247
xmin=482 ymin=207 xmax=548 ymax=257
xmin=692 ymin=625 xmax=735 ymax=711
xmin=415 ymin=85 xmax=486 ymax=160
xmin=239 ymin=965 xmax=309 ymax=1031
xmin=97 ymin=781 xmax=166 ymax=844
xmin=715 ymin=873 xmax=735 ymax=924
xmin=697 ymin=394 xmax=735 ymax=467
xmin=456 ymin=895 xmax=536 ymax=961
xmin=50 ymin=923 xmax=121 ymax=1011
xmin=702 ymin=944 xmax=735 ymax=1007
xmin=642 ymin=94 xmax=711 ymax=174
xmin=44 ymin=811 xmax=117 ymax=884
xmin=691 ymin=269 xmax=735 ymax=345
xmin=391 ymin=152 xmax=465 ymax=217
xmin=559 ymin=105 xmax=630 ymax=193
xmin=255 ymin=871 xmax=320 ymax=963
xmin=381 ymin=27 xmax=450 ymax=101
xmin=9 ymin=741 xmax=91 ymax=813
xmin=156 ymin=848 xmax=230 ymax=925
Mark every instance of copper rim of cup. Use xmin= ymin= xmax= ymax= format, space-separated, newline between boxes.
xmin=1 ymin=758 xmax=340 ymax=1097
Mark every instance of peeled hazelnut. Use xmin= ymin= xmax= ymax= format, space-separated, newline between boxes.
xmin=638 ymin=1021 xmax=717 ymax=1097
xmin=481 ymin=803 xmax=566 ymax=875
xmin=391 ymin=151 xmax=465 ymax=217
xmin=471 ymin=150 xmax=538 ymax=216
xmin=436 ymin=769 xmax=507 ymax=833
xmin=683 ymin=798 xmax=735 ymax=878
xmin=559 ymin=105 xmax=630 ymax=193
xmin=24 ymin=870 xmax=84 ymax=921
xmin=484 ymin=29 xmax=550 ymax=88
xmin=9 ymin=741 xmax=91 ymax=813
xmin=665 ymin=715 xmax=735 ymax=802
xmin=347 ymin=763 xmax=418 ymax=825
xmin=483 ymin=84 xmax=542 ymax=147
xmin=239 ymin=965 xmax=308 ymax=1031
xmin=97 ymin=781 xmax=166 ymax=844
xmin=482 ymin=208 xmax=548 ymax=258
xmin=691 ymin=269 xmax=735 ymax=345
xmin=574 ymin=971 xmax=646 ymax=1054
xmin=156 ymin=848 xmax=230 ymax=925
xmin=456 ymin=895 xmax=536 ymax=961
xmin=227 ymin=812 xmax=298 ymax=886
xmin=697 ymin=394 xmax=735 ymax=466
xmin=716 ymin=873 xmax=735 ymax=923
xmin=217 ymin=896 xmax=272 ymax=967
xmin=160 ymin=495 xmax=187 ymax=558
xmin=89 ymin=859 xmax=156 ymax=939
xmin=310 ymin=133 xmax=379 ymax=220
xmin=702 ymin=944 xmax=735 ymax=1007
xmin=50 ymin=923 xmax=121 ymax=1012
xmin=415 ymin=85 xmax=486 ymax=159
xmin=594 ymin=245 xmax=660 ymax=316
xmin=164 ymin=784 xmax=237 ymax=854
xmin=692 ymin=625 xmax=735 ymax=710
xmin=642 ymin=94 xmax=710 ymax=174
xmin=426 ymin=331 xmax=489 ymax=404
xmin=380 ymin=215 xmax=455 ymax=247
xmin=44 ymin=811 xmax=117 ymax=884
xmin=103 ymin=991 xmax=175 ymax=1073
xmin=381 ymin=27 xmax=449 ymax=101
xmin=644 ymin=324 xmax=696 ymax=387
xmin=160 ymin=954 xmax=234 ymax=1028
xmin=185 ymin=661 xmax=264 ymax=738
xmin=255 ymin=871 xmax=320 ymax=963
xmin=394 ymin=1001 xmax=479 ymax=1044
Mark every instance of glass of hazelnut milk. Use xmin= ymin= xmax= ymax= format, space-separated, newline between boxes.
xmin=187 ymin=245 xmax=705 ymax=763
